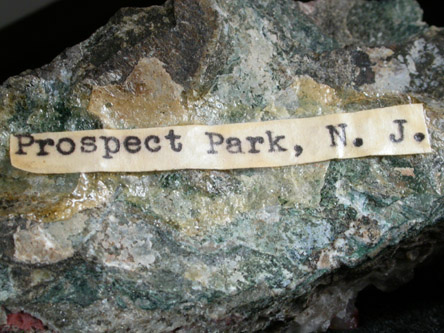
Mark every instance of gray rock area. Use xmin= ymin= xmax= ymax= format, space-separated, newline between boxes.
xmin=1 ymin=0 xmax=443 ymax=331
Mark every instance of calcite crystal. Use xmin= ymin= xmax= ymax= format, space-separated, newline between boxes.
xmin=1 ymin=0 xmax=443 ymax=331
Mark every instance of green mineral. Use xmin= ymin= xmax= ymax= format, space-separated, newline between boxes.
xmin=1 ymin=0 xmax=443 ymax=331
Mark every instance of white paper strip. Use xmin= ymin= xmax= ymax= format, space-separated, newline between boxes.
xmin=10 ymin=104 xmax=431 ymax=174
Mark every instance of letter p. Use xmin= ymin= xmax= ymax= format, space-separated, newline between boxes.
xmin=14 ymin=134 xmax=35 ymax=155
xmin=205 ymin=132 xmax=224 ymax=154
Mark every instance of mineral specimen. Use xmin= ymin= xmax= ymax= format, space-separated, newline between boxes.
xmin=1 ymin=0 xmax=443 ymax=331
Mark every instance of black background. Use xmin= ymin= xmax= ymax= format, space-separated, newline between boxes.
xmin=0 ymin=0 xmax=443 ymax=331
xmin=0 ymin=0 xmax=166 ymax=83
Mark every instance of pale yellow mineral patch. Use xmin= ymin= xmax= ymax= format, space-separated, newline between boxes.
xmin=88 ymin=57 xmax=186 ymax=128
xmin=289 ymin=76 xmax=341 ymax=116
xmin=184 ymin=263 xmax=213 ymax=288
xmin=30 ymin=269 xmax=54 ymax=287
xmin=33 ymin=173 xmax=114 ymax=223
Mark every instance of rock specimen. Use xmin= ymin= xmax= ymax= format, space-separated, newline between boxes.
xmin=1 ymin=0 xmax=443 ymax=331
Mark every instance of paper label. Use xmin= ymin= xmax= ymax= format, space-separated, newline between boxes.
xmin=10 ymin=104 xmax=431 ymax=174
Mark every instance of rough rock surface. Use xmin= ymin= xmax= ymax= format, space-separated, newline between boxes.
xmin=1 ymin=0 xmax=443 ymax=331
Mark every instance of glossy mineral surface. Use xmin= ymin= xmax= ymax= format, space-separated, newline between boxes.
xmin=1 ymin=0 xmax=443 ymax=331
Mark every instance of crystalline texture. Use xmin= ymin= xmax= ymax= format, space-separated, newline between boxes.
xmin=0 ymin=0 xmax=443 ymax=331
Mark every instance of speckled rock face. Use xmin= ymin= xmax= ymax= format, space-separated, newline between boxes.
xmin=1 ymin=0 xmax=443 ymax=332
